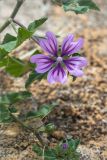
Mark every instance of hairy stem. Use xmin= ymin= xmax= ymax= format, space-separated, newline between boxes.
xmin=0 ymin=0 xmax=25 ymax=33
xmin=9 ymin=109 xmax=45 ymax=147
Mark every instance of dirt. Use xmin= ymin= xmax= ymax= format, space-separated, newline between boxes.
xmin=0 ymin=0 xmax=107 ymax=160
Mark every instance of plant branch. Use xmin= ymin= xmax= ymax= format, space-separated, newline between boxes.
xmin=0 ymin=0 xmax=25 ymax=33
xmin=9 ymin=109 xmax=45 ymax=147
xmin=12 ymin=19 xmax=39 ymax=44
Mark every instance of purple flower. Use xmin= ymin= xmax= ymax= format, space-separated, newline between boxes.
xmin=30 ymin=31 xmax=87 ymax=84
xmin=62 ymin=143 xmax=68 ymax=150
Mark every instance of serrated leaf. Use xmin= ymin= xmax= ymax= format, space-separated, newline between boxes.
xmin=0 ymin=91 xmax=32 ymax=105
xmin=25 ymin=71 xmax=47 ymax=88
xmin=16 ymin=27 xmax=32 ymax=46
xmin=28 ymin=17 xmax=47 ymax=33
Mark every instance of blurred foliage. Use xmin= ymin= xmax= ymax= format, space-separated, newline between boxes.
xmin=52 ymin=0 xmax=100 ymax=14
xmin=25 ymin=71 xmax=47 ymax=88
xmin=26 ymin=103 xmax=57 ymax=119
xmin=33 ymin=138 xmax=80 ymax=160
xmin=0 ymin=91 xmax=31 ymax=123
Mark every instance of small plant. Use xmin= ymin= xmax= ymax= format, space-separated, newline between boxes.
xmin=33 ymin=138 xmax=80 ymax=160
xmin=0 ymin=0 xmax=100 ymax=159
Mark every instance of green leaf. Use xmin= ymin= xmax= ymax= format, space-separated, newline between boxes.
xmin=28 ymin=17 xmax=47 ymax=33
xmin=0 ymin=57 xmax=9 ymax=67
xmin=0 ymin=48 xmax=8 ymax=60
xmin=0 ymin=18 xmax=47 ymax=56
xmin=0 ymin=18 xmax=47 ymax=54
xmin=0 ymin=41 xmax=16 ymax=52
xmin=0 ymin=27 xmax=33 ymax=53
xmin=16 ymin=27 xmax=32 ymax=46
xmin=25 ymin=71 xmax=47 ymax=88
xmin=9 ymin=107 xmax=17 ymax=113
xmin=32 ymin=144 xmax=43 ymax=156
xmin=79 ymin=0 xmax=100 ymax=11
xmin=0 ymin=91 xmax=32 ymax=105
xmin=33 ymin=145 xmax=57 ymax=160
xmin=27 ymin=104 xmax=56 ymax=119
xmin=44 ymin=148 xmax=57 ymax=160
xmin=67 ymin=138 xmax=80 ymax=151
xmin=60 ymin=0 xmax=100 ymax=14
xmin=34 ymin=104 xmax=56 ymax=118
xmin=73 ymin=139 xmax=80 ymax=150
xmin=39 ymin=123 xmax=55 ymax=133
xmin=0 ymin=56 xmax=30 ymax=77
xmin=2 ymin=33 xmax=16 ymax=44
xmin=5 ymin=57 xmax=26 ymax=77
xmin=0 ymin=105 xmax=12 ymax=123
xmin=64 ymin=5 xmax=89 ymax=14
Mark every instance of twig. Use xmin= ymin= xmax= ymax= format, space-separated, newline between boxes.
xmin=12 ymin=19 xmax=39 ymax=44
xmin=10 ymin=22 xmax=18 ymax=34
xmin=0 ymin=0 xmax=25 ymax=33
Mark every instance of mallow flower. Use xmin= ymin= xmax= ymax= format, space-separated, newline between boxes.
xmin=30 ymin=31 xmax=87 ymax=84
xmin=62 ymin=143 xmax=68 ymax=150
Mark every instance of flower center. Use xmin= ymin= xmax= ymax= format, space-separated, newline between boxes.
xmin=56 ymin=56 xmax=63 ymax=62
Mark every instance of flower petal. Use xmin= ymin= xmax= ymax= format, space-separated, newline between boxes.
xmin=39 ymin=31 xmax=58 ymax=56
xmin=36 ymin=62 xmax=52 ymax=73
xmin=70 ymin=38 xmax=84 ymax=54
xmin=69 ymin=68 xmax=84 ymax=77
xmin=62 ymin=37 xmax=84 ymax=56
xmin=30 ymin=54 xmax=54 ymax=73
xmin=64 ymin=56 xmax=87 ymax=68
xmin=46 ymin=32 xmax=58 ymax=53
xmin=61 ymin=34 xmax=74 ymax=55
xmin=47 ymin=69 xmax=55 ymax=84
xmin=30 ymin=54 xmax=53 ymax=64
xmin=47 ymin=64 xmax=67 ymax=84
xmin=65 ymin=62 xmax=84 ymax=77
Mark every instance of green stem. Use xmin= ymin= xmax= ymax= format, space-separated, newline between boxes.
xmin=8 ymin=109 xmax=45 ymax=147
xmin=0 ymin=0 xmax=25 ymax=33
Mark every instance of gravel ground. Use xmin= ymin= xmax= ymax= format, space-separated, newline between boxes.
xmin=0 ymin=0 xmax=107 ymax=160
